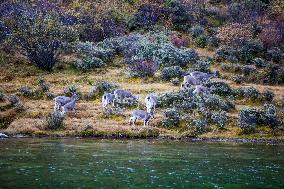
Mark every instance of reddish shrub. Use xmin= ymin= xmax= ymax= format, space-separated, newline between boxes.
xmin=217 ymin=23 xmax=253 ymax=47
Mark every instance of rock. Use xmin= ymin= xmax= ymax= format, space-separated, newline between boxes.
xmin=0 ymin=133 xmax=8 ymax=138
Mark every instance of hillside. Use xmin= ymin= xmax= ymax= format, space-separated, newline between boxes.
xmin=0 ymin=0 xmax=283 ymax=140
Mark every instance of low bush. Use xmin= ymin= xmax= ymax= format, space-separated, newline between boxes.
xmin=45 ymin=111 xmax=64 ymax=130
xmin=38 ymin=79 xmax=50 ymax=92
xmin=217 ymin=23 xmax=253 ymax=47
xmin=190 ymin=25 xmax=205 ymax=38
xmin=19 ymin=86 xmax=33 ymax=97
xmin=238 ymin=40 xmax=264 ymax=62
xmin=193 ymin=118 xmax=208 ymax=133
xmin=157 ymin=43 xmax=198 ymax=67
xmin=259 ymin=104 xmax=280 ymax=129
xmin=262 ymin=90 xmax=274 ymax=102
xmin=238 ymin=107 xmax=258 ymax=133
xmin=231 ymin=75 xmax=243 ymax=84
xmin=191 ymin=59 xmax=212 ymax=73
xmin=88 ymin=81 xmax=117 ymax=100
xmin=64 ymin=85 xmax=78 ymax=96
xmin=215 ymin=46 xmax=238 ymax=62
xmin=253 ymin=58 xmax=267 ymax=68
xmin=8 ymin=95 xmax=20 ymax=106
xmin=207 ymin=36 xmax=219 ymax=48
xmin=195 ymin=35 xmax=207 ymax=48
xmin=240 ymin=65 xmax=256 ymax=76
xmin=74 ymin=57 xmax=105 ymax=71
xmin=161 ymin=66 xmax=184 ymax=81
xmin=0 ymin=92 xmax=6 ymax=101
xmin=211 ymin=111 xmax=228 ymax=129
xmin=266 ymin=47 xmax=283 ymax=63
xmin=161 ymin=109 xmax=180 ymax=128
xmin=238 ymin=104 xmax=280 ymax=133
xmin=129 ymin=60 xmax=158 ymax=78
xmin=205 ymin=81 xmax=233 ymax=96
xmin=170 ymin=78 xmax=180 ymax=86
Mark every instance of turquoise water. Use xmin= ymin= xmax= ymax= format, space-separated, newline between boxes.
xmin=0 ymin=139 xmax=283 ymax=189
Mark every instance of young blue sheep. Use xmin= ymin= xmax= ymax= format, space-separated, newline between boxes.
xmin=114 ymin=89 xmax=138 ymax=102
xmin=53 ymin=93 xmax=78 ymax=111
xmin=129 ymin=110 xmax=154 ymax=127
xmin=145 ymin=94 xmax=158 ymax=113
xmin=193 ymin=85 xmax=210 ymax=95
xmin=181 ymin=75 xmax=201 ymax=89
xmin=61 ymin=94 xmax=79 ymax=115
xmin=189 ymin=71 xmax=218 ymax=81
xmin=102 ymin=93 xmax=115 ymax=108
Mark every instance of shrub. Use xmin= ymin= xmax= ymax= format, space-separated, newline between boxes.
xmin=162 ymin=109 xmax=180 ymax=128
xmin=193 ymin=118 xmax=208 ymax=133
xmin=253 ymin=58 xmax=267 ymax=68
xmin=266 ymin=47 xmax=283 ymax=63
xmin=167 ymin=0 xmax=192 ymax=31
xmin=75 ymin=42 xmax=116 ymax=62
xmin=0 ymin=92 xmax=6 ymax=101
xmin=157 ymin=43 xmax=198 ymax=67
xmin=115 ymin=97 xmax=139 ymax=108
xmin=100 ymin=10 xmax=127 ymax=39
xmin=240 ymin=65 xmax=256 ymax=76
xmin=211 ymin=111 xmax=228 ymax=129
xmin=262 ymin=90 xmax=274 ymax=102
xmin=202 ymin=94 xmax=234 ymax=111
xmin=38 ymin=79 xmax=50 ymax=92
xmin=170 ymin=78 xmax=180 ymax=86
xmin=238 ymin=107 xmax=258 ymax=133
xmin=195 ymin=35 xmax=207 ymax=48
xmin=220 ymin=63 xmax=242 ymax=73
xmin=161 ymin=66 xmax=184 ymax=81
xmin=231 ymin=75 xmax=243 ymax=84
xmin=207 ymin=36 xmax=219 ymax=48
xmin=190 ymin=25 xmax=205 ymax=38
xmin=45 ymin=111 xmax=64 ymax=130
xmin=133 ymin=4 xmax=164 ymax=28
xmin=1 ymin=2 xmax=78 ymax=71
xmin=19 ymin=86 xmax=33 ymax=97
xmin=8 ymin=95 xmax=20 ymax=106
xmin=191 ymin=59 xmax=212 ymax=73
xmin=215 ymin=46 xmax=238 ymax=62
xmin=74 ymin=57 xmax=105 ymax=71
xmin=64 ymin=85 xmax=78 ymax=96
xmin=238 ymin=40 xmax=264 ymax=62
xmin=205 ymin=81 xmax=233 ymax=96
xmin=259 ymin=25 xmax=283 ymax=48
xmin=259 ymin=104 xmax=280 ymax=129
xmin=217 ymin=23 xmax=253 ymax=47
xmin=0 ymin=21 xmax=9 ymax=43
xmin=88 ymin=81 xmax=117 ymax=100
xmin=129 ymin=60 xmax=158 ymax=78
xmin=170 ymin=33 xmax=188 ymax=48
xmin=243 ymin=87 xmax=261 ymax=101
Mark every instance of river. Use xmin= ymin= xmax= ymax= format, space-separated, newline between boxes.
xmin=0 ymin=138 xmax=283 ymax=189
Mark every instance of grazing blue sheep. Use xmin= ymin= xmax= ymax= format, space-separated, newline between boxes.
xmin=53 ymin=93 xmax=78 ymax=111
xmin=145 ymin=94 xmax=158 ymax=113
xmin=60 ymin=94 xmax=80 ymax=115
xmin=193 ymin=85 xmax=210 ymax=95
xmin=129 ymin=110 xmax=154 ymax=127
xmin=114 ymin=89 xmax=138 ymax=101
xmin=190 ymin=71 xmax=218 ymax=81
xmin=181 ymin=75 xmax=201 ymax=89
xmin=102 ymin=93 xmax=115 ymax=108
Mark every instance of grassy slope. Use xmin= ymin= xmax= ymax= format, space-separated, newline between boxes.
xmin=0 ymin=49 xmax=284 ymax=141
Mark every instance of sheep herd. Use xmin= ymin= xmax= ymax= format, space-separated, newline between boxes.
xmin=53 ymin=70 xmax=218 ymax=127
